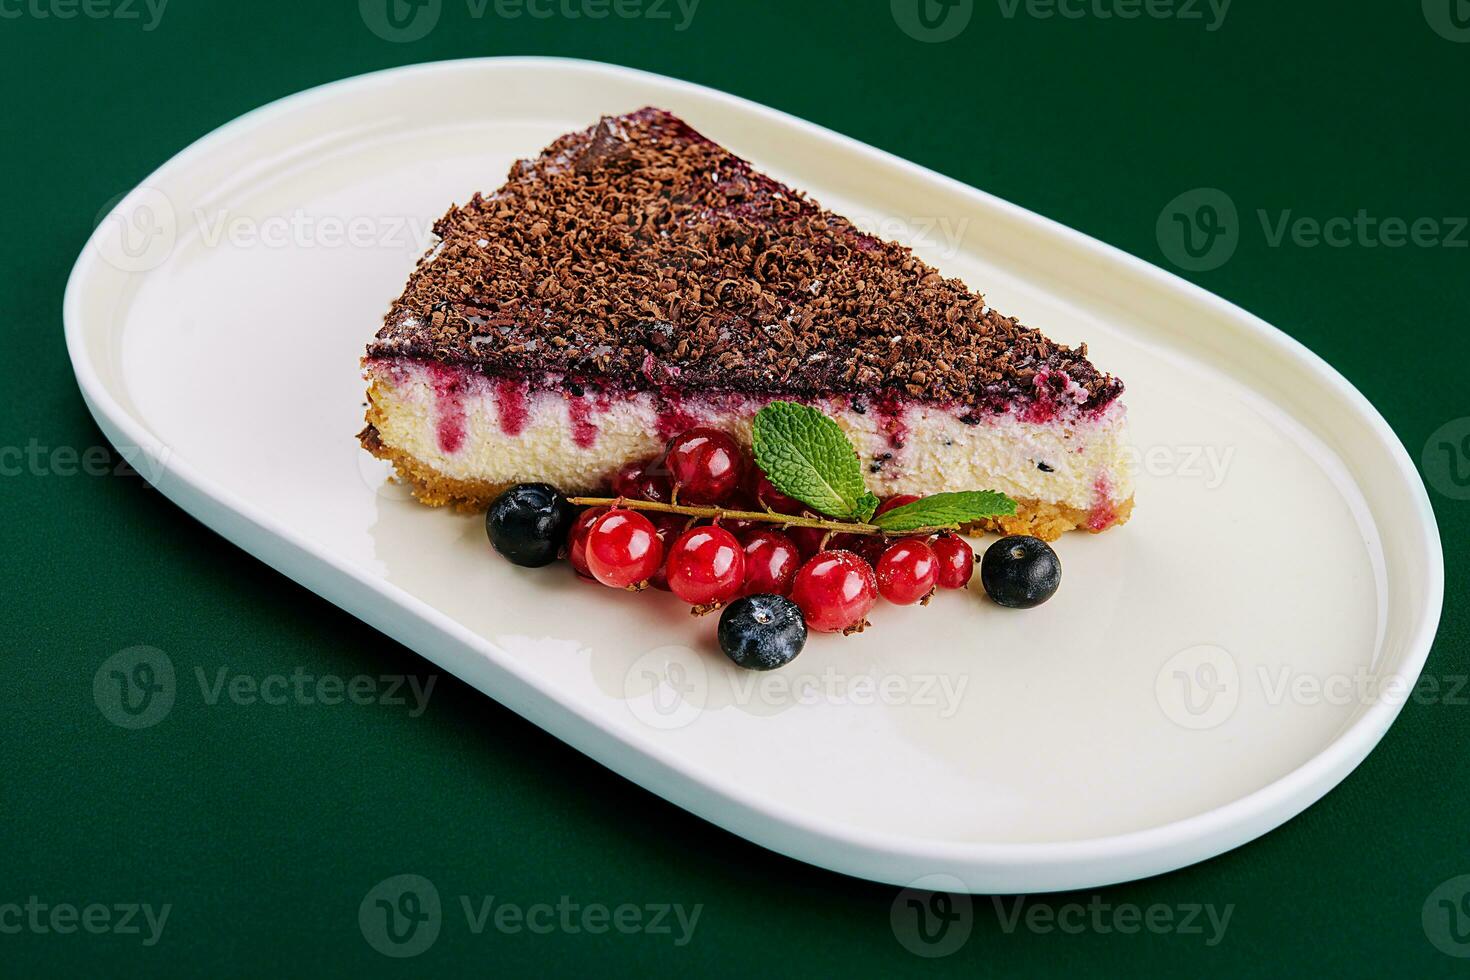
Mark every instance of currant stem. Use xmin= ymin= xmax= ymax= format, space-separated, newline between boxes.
xmin=566 ymin=496 xmax=955 ymax=537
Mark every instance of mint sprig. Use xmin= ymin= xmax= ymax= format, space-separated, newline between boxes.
xmin=752 ymin=402 xmax=880 ymax=522
xmin=750 ymin=402 xmax=1016 ymax=530
xmin=872 ymin=491 xmax=1017 ymax=532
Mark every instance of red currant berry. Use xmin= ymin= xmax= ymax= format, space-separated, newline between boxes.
xmin=720 ymin=517 xmax=761 ymax=537
xmin=665 ymin=427 xmax=744 ymax=504
xmin=635 ymin=464 xmax=673 ymax=502
xmin=790 ymin=550 xmax=878 ymax=634
xmin=830 ymin=532 xmax=886 ymax=568
xmin=585 ymin=509 xmax=665 ymax=589
xmin=611 ymin=456 xmax=658 ymax=499
xmin=665 ymin=526 xmax=746 ymax=605
xmin=645 ymin=513 xmax=689 ymax=592
xmin=932 ymin=533 xmax=975 ymax=590
xmin=876 ymin=539 xmax=939 ymax=605
xmin=717 ymin=491 xmax=761 ymax=537
xmin=567 ymin=507 xmax=608 ymax=580
xmin=739 ymin=529 xmax=802 ymax=597
xmin=752 ymin=473 xmax=805 ymax=515
xmin=787 ymin=526 xmax=829 ymax=561
xmin=874 ymin=493 xmax=922 ymax=518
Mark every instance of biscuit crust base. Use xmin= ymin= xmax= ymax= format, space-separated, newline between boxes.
xmin=358 ymin=425 xmax=1133 ymax=542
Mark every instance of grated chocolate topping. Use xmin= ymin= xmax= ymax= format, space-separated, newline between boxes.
xmin=367 ymin=108 xmax=1123 ymax=413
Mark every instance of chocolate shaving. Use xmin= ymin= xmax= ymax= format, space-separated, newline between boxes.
xmin=367 ymin=108 xmax=1123 ymax=413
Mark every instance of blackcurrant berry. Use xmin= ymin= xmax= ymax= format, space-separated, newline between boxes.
xmin=486 ymin=483 xmax=575 ymax=568
xmin=980 ymin=535 xmax=1061 ymax=608
xmin=718 ymin=594 xmax=808 ymax=670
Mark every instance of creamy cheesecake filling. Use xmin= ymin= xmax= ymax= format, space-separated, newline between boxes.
xmin=365 ymin=358 xmax=1133 ymax=527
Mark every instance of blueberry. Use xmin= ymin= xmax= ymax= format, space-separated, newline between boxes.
xmin=980 ymin=535 xmax=1061 ymax=608
xmin=718 ymin=595 xmax=808 ymax=671
xmin=485 ymin=483 xmax=575 ymax=567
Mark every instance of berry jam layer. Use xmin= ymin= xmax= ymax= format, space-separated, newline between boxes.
xmin=361 ymin=358 xmax=1133 ymax=537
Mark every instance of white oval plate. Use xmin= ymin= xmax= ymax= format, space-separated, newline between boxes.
xmin=66 ymin=57 xmax=1443 ymax=893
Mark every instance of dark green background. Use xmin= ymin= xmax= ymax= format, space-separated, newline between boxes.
xmin=2 ymin=0 xmax=1466 ymax=974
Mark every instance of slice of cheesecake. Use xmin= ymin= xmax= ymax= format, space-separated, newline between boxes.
xmin=360 ymin=108 xmax=1133 ymax=539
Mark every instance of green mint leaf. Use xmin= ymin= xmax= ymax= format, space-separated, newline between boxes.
xmin=872 ymin=490 xmax=1018 ymax=532
xmin=856 ymin=491 xmax=881 ymax=524
xmin=752 ymin=402 xmax=871 ymax=521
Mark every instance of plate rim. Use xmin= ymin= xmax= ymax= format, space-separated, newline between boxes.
xmin=63 ymin=55 xmax=1445 ymax=892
